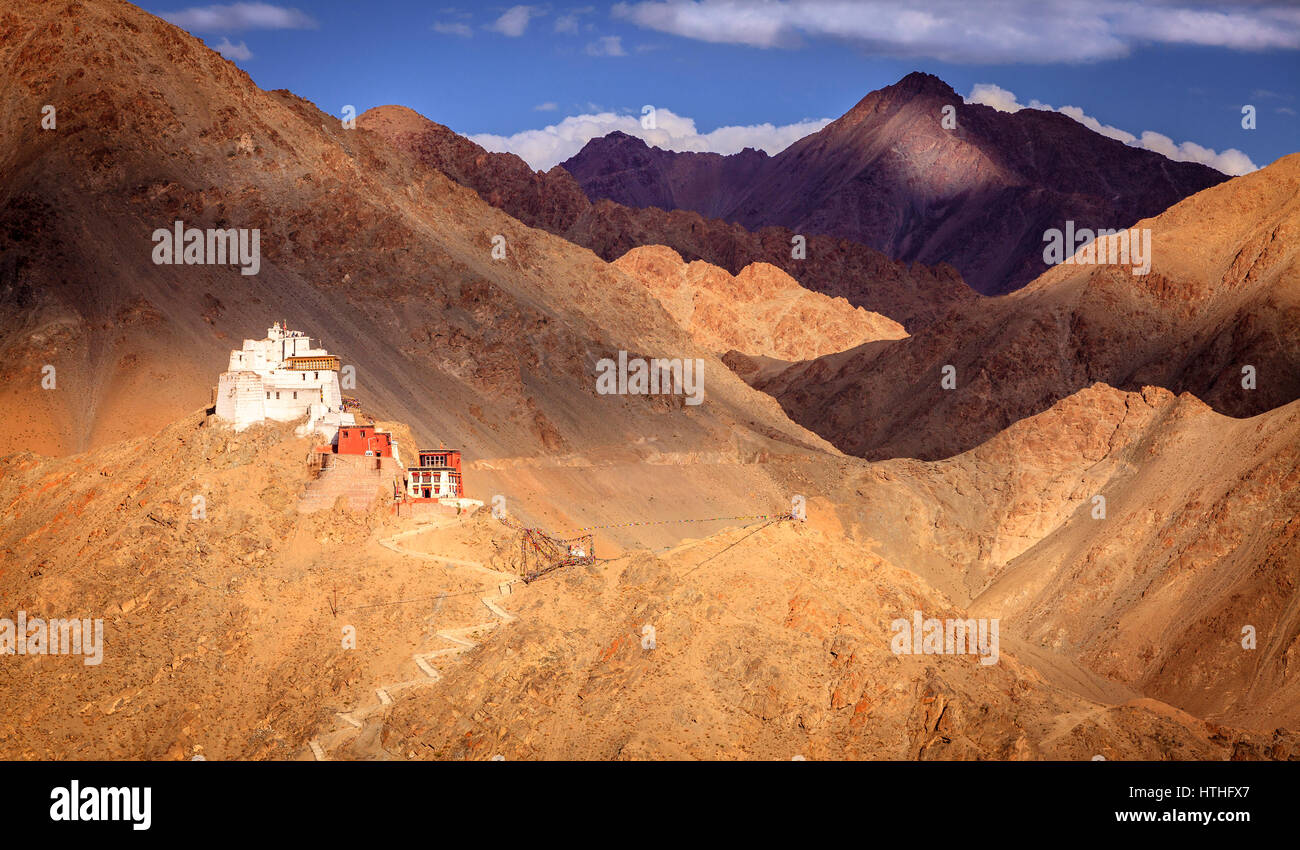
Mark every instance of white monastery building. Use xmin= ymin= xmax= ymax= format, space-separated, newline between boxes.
xmin=214 ymin=322 xmax=355 ymax=440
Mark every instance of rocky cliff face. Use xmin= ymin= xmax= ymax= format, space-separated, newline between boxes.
xmin=563 ymin=72 xmax=1229 ymax=295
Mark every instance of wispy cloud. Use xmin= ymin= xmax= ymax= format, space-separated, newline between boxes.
xmin=966 ymin=83 xmax=1258 ymax=175
xmin=471 ymin=108 xmax=832 ymax=170
xmin=432 ymin=21 xmax=473 ymax=37
xmin=613 ymin=0 xmax=1300 ymax=64
xmin=555 ymin=6 xmax=595 ymax=33
xmin=212 ymin=36 xmax=253 ymax=60
xmin=585 ymin=35 xmax=627 ymax=56
xmin=487 ymin=5 xmax=542 ymax=37
xmin=534 ymin=101 xmax=559 ymax=111
xmin=159 ymin=2 xmax=316 ymax=32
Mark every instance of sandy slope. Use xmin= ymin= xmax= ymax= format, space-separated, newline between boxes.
xmin=378 ymin=510 xmax=1289 ymax=761
xmin=3 ymin=382 xmax=1296 ymax=759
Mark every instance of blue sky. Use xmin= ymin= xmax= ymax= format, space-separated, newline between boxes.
xmin=144 ymin=1 xmax=1299 ymax=174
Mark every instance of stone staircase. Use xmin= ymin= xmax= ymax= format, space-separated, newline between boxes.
xmin=297 ymin=457 xmax=393 ymax=513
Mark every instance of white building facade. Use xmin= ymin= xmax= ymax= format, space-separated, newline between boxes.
xmin=214 ymin=322 xmax=353 ymax=439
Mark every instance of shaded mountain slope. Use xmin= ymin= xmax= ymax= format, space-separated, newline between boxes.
xmin=751 ymin=153 xmax=1300 ymax=461
xmin=563 ymin=72 xmax=1229 ymax=295
xmin=811 ymin=383 xmax=1300 ymax=732
xmin=0 ymin=0 xmax=832 ymax=486
xmin=358 ymin=104 xmax=975 ymax=330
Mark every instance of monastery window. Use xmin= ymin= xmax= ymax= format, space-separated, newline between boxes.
xmin=266 ymin=391 xmax=270 ymax=399
xmin=293 ymin=392 xmax=298 ymax=400
xmin=276 ymin=392 xmax=280 ymax=399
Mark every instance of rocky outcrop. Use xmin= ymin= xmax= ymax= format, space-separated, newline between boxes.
xmin=612 ymin=245 xmax=905 ymax=360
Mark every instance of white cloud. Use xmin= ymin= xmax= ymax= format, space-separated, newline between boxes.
xmin=1137 ymin=131 xmax=1258 ymax=176
xmin=212 ymin=37 xmax=253 ymax=60
xmin=612 ymin=0 xmax=1300 ymax=64
xmin=469 ymin=108 xmax=832 ymax=171
xmin=585 ymin=35 xmax=627 ymax=56
xmin=966 ymin=83 xmax=1257 ymax=175
xmin=160 ymin=2 xmax=316 ymax=31
xmin=965 ymin=83 xmax=1051 ymax=114
xmin=487 ymin=5 xmax=541 ymax=37
xmin=555 ymin=6 xmax=595 ymax=33
xmin=433 ymin=21 xmax=473 ymax=37
xmin=533 ymin=101 xmax=559 ymax=111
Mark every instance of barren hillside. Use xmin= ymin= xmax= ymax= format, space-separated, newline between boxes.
xmin=0 ymin=0 xmax=843 ymax=543
xmin=0 ymin=0 xmax=1294 ymax=764
xmin=5 ymin=392 xmax=1293 ymax=760
xmin=753 ymin=153 xmax=1300 ymax=460
xmin=374 ymin=385 xmax=1300 ymax=758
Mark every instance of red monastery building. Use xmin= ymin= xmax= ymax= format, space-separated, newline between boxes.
xmin=336 ymin=424 xmax=393 ymax=457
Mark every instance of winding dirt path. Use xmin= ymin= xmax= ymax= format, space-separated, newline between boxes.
xmin=306 ymin=517 xmax=518 ymax=760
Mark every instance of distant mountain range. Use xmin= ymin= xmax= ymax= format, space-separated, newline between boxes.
xmin=562 ymin=72 xmax=1229 ymax=295
xmin=744 ymin=151 xmax=1300 ymax=460
xmin=359 ymin=104 xmax=972 ymax=330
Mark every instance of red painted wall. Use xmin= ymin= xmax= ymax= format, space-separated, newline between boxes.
xmin=337 ymin=425 xmax=393 ymax=457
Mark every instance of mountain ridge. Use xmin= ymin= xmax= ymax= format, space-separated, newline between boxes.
xmin=562 ymin=71 xmax=1229 ymax=294
xmin=748 ymin=151 xmax=1300 ymax=460
xmin=358 ymin=104 xmax=977 ymax=330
